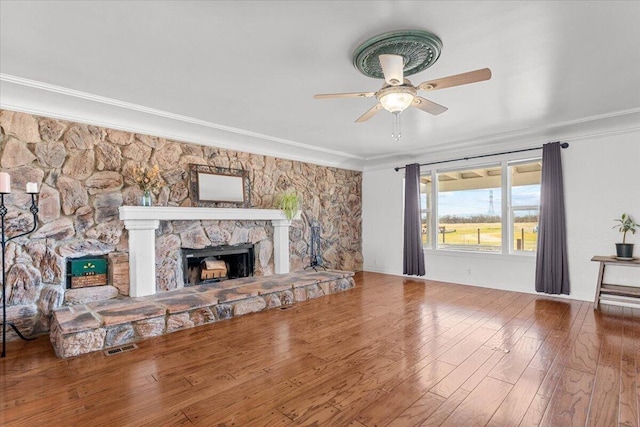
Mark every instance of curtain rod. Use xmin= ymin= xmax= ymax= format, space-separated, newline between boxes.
xmin=393 ymin=142 xmax=569 ymax=172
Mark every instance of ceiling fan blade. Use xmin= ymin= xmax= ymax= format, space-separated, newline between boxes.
xmin=379 ymin=54 xmax=404 ymax=86
xmin=412 ymin=97 xmax=448 ymax=115
xmin=418 ymin=68 xmax=492 ymax=91
xmin=355 ymin=103 xmax=383 ymax=122
xmin=314 ymin=91 xmax=375 ymax=99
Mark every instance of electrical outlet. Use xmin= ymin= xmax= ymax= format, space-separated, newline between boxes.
xmin=467 ymin=269 xmax=471 ymax=275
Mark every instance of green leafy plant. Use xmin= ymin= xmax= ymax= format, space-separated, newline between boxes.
xmin=276 ymin=191 xmax=301 ymax=220
xmin=613 ymin=213 xmax=638 ymax=244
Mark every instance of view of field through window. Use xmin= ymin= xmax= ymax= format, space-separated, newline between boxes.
xmin=420 ymin=160 xmax=541 ymax=253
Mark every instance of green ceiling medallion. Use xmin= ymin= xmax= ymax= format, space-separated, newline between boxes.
xmin=352 ymin=30 xmax=443 ymax=79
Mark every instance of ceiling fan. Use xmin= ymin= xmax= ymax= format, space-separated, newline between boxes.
xmin=313 ymin=30 xmax=492 ymax=140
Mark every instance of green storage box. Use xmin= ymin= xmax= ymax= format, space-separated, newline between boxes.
xmin=67 ymin=257 xmax=108 ymax=288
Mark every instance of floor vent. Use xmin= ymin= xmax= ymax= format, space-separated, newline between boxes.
xmin=278 ymin=305 xmax=294 ymax=311
xmin=104 ymin=343 xmax=138 ymax=356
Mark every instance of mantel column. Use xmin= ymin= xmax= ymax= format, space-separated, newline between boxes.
xmin=123 ymin=219 xmax=160 ymax=297
xmin=271 ymin=219 xmax=291 ymax=274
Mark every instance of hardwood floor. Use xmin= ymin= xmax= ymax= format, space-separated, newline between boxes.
xmin=1 ymin=272 xmax=637 ymax=426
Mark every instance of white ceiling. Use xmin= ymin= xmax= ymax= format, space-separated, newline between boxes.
xmin=1 ymin=1 xmax=639 ymax=170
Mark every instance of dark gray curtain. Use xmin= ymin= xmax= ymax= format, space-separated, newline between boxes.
xmin=535 ymin=142 xmax=570 ymax=294
xmin=404 ymin=163 xmax=425 ymax=276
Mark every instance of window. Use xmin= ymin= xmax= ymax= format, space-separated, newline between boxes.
xmin=419 ymin=157 xmax=542 ymax=255
xmin=509 ymin=160 xmax=541 ymax=252
xmin=436 ymin=165 xmax=502 ymax=252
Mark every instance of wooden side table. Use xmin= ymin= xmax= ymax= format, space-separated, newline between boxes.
xmin=592 ymin=255 xmax=640 ymax=309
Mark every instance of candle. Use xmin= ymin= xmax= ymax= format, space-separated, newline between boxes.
xmin=26 ymin=182 xmax=38 ymax=194
xmin=0 ymin=172 xmax=10 ymax=193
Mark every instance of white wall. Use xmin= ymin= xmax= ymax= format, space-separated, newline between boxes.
xmin=563 ymin=132 xmax=640 ymax=299
xmin=362 ymin=130 xmax=640 ymax=301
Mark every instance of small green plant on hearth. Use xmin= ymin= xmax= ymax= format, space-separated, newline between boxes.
xmin=275 ymin=191 xmax=301 ymax=220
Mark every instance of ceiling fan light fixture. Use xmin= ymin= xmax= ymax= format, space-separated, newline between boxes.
xmin=315 ymin=29 xmax=491 ymax=141
xmin=377 ymin=84 xmax=417 ymax=113
xmin=379 ymin=92 xmax=414 ymax=113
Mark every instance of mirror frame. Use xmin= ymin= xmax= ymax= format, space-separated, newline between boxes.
xmin=189 ymin=164 xmax=251 ymax=207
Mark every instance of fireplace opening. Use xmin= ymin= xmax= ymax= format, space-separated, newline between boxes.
xmin=182 ymin=243 xmax=255 ymax=286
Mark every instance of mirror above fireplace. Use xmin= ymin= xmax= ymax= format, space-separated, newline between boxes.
xmin=189 ymin=164 xmax=251 ymax=207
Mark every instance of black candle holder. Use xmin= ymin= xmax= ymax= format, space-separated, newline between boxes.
xmin=1 ymin=192 xmax=38 ymax=358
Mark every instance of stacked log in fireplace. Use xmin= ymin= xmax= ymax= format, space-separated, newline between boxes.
xmin=200 ymin=259 xmax=228 ymax=281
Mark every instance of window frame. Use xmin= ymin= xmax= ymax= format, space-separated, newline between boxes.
xmin=507 ymin=158 xmax=542 ymax=255
xmin=420 ymin=172 xmax=432 ymax=248
xmin=421 ymin=155 xmax=542 ymax=256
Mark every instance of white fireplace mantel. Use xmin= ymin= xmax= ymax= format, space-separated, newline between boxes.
xmin=119 ymin=206 xmax=292 ymax=297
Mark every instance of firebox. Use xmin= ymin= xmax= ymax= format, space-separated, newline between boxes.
xmin=182 ymin=243 xmax=254 ymax=286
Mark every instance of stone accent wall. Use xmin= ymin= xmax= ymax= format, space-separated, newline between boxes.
xmin=0 ymin=109 xmax=362 ymax=340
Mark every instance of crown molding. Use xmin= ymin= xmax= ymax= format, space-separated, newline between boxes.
xmin=363 ymin=107 xmax=640 ymax=171
xmin=0 ymin=74 xmax=366 ymax=171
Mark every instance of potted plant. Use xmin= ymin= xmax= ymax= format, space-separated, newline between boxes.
xmin=275 ymin=191 xmax=301 ymax=220
xmin=613 ymin=213 xmax=638 ymax=259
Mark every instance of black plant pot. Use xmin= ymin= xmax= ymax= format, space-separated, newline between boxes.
xmin=615 ymin=243 xmax=635 ymax=259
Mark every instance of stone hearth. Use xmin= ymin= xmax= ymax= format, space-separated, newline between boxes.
xmin=50 ymin=269 xmax=355 ymax=358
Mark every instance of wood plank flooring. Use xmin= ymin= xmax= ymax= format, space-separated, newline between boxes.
xmin=1 ymin=272 xmax=638 ymax=426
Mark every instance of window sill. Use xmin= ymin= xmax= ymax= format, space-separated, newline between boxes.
xmin=423 ymin=248 xmax=536 ymax=262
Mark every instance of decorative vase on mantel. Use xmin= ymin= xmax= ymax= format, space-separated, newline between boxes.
xmin=133 ymin=164 xmax=164 ymax=207
xmin=141 ymin=190 xmax=152 ymax=207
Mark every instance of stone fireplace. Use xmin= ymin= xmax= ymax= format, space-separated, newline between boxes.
xmin=119 ymin=206 xmax=293 ymax=297
xmin=182 ymin=243 xmax=255 ymax=286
